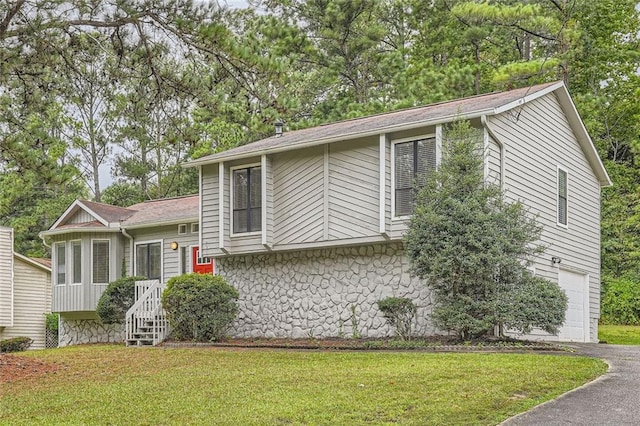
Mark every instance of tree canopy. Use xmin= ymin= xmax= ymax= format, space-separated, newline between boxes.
xmin=0 ymin=0 xmax=638 ymax=274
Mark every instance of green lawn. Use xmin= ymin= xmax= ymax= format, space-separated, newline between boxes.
xmin=1 ymin=345 xmax=605 ymax=425
xmin=599 ymin=324 xmax=640 ymax=345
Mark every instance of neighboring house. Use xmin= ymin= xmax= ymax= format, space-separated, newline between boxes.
xmin=39 ymin=196 xmax=211 ymax=346
xmin=44 ymin=81 xmax=610 ymax=345
xmin=0 ymin=227 xmax=52 ymax=349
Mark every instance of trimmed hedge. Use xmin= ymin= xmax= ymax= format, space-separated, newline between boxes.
xmin=377 ymin=297 xmax=416 ymax=340
xmin=162 ymin=273 xmax=239 ymax=342
xmin=0 ymin=336 xmax=33 ymax=353
xmin=96 ymin=276 xmax=145 ymax=324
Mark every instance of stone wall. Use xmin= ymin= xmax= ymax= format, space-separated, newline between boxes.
xmin=218 ymin=243 xmax=434 ymax=338
xmin=59 ymin=316 xmax=124 ymax=347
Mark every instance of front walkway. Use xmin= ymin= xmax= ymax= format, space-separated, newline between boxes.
xmin=502 ymin=343 xmax=640 ymax=425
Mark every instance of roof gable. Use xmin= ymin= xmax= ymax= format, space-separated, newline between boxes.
xmin=49 ymin=200 xmax=135 ymax=231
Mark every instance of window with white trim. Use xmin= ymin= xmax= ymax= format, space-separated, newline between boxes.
xmin=71 ymin=240 xmax=82 ymax=284
xmin=232 ymin=166 xmax=262 ymax=233
xmin=558 ymin=167 xmax=568 ymax=226
xmin=191 ymin=223 xmax=199 ymax=233
xmin=178 ymin=224 xmax=187 ymax=235
xmin=136 ymin=242 xmax=161 ymax=280
xmin=394 ymin=137 xmax=437 ymax=217
xmin=92 ymin=240 xmax=110 ymax=284
xmin=54 ymin=242 xmax=66 ymax=285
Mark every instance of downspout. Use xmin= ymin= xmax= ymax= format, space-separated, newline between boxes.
xmin=120 ymin=226 xmax=134 ymax=277
xmin=38 ymin=232 xmax=51 ymax=249
xmin=481 ymin=115 xmax=505 ymax=191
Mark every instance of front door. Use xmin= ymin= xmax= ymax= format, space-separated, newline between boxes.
xmin=192 ymin=246 xmax=214 ymax=274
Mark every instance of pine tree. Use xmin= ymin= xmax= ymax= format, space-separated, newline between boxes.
xmin=404 ymin=121 xmax=567 ymax=339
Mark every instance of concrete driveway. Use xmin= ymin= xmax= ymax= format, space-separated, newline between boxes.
xmin=502 ymin=343 xmax=640 ymax=425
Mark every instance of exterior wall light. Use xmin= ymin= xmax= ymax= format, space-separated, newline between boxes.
xmin=551 ymin=256 xmax=562 ymax=265
xmin=170 ymin=241 xmax=179 ymax=251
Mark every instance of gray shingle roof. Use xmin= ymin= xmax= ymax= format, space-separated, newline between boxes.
xmin=189 ymin=82 xmax=558 ymax=165
xmin=80 ymin=200 xmax=136 ymax=223
xmin=122 ymin=195 xmax=199 ymax=227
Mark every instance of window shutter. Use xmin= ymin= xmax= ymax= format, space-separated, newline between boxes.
xmin=558 ymin=169 xmax=568 ymax=225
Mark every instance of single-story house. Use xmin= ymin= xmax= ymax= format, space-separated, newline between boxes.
xmin=39 ymin=196 xmax=211 ymax=346
xmin=44 ymin=81 xmax=610 ymax=345
xmin=0 ymin=227 xmax=52 ymax=349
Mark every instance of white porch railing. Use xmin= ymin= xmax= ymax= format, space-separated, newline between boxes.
xmin=125 ymin=280 xmax=170 ymax=346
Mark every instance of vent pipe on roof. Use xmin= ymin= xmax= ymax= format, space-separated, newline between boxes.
xmin=275 ymin=120 xmax=283 ymax=137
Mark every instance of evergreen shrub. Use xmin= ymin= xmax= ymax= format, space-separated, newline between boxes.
xmin=96 ymin=276 xmax=145 ymax=324
xmin=377 ymin=297 xmax=416 ymax=340
xmin=161 ymin=273 xmax=239 ymax=342
xmin=0 ymin=336 xmax=33 ymax=352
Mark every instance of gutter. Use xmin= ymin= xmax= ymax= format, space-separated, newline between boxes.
xmin=120 ymin=226 xmax=134 ymax=277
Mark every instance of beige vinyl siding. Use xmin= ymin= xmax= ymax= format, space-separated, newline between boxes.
xmin=68 ymin=210 xmax=97 ymax=224
xmin=273 ymin=146 xmax=324 ymax=245
xmin=51 ymin=232 xmax=124 ymax=313
xmin=0 ymin=257 xmax=51 ymax=349
xmin=328 ymin=138 xmax=379 ymax=239
xmin=0 ymin=228 xmax=13 ymax=326
xmin=124 ymin=225 xmax=199 ymax=281
xmin=488 ymin=93 xmax=601 ymax=341
xmin=200 ymin=164 xmax=219 ymax=257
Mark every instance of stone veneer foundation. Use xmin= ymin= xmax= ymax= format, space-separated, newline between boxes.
xmin=59 ymin=316 xmax=124 ymax=347
xmin=218 ymin=243 xmax=434 ymax=338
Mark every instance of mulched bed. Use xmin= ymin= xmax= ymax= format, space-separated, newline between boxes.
xmin=162 ymin=336 xmax=571 ymax=352
xmin=0 ymin=354 xmax=59 ymax=386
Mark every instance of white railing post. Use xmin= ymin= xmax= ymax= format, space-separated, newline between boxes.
xmin=125 ymin=280 xmax=170 ymax=346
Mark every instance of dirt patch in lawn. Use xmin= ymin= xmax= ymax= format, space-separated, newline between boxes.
xmin=0 ymin=354 xmax=59 ymax=386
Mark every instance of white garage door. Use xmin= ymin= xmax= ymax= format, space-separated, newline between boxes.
xmin=558 ymin=269 xmax=589 ymax=342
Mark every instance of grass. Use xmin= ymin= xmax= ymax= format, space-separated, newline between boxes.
xmin=1 ymin=345 xmax=606 ymax=425
xmin=599 ymin=324 xmax=640 ymax=345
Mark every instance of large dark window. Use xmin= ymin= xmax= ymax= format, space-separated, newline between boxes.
xmin=136 ymin=242 xmax=161 ymax=280
xmin=558 ymin=168 xmax=568 ymax=226
xmin=233 ymin=166 xmax=262 ymax=233
xmin=394 ymin=138 xmax=436 ymax=217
